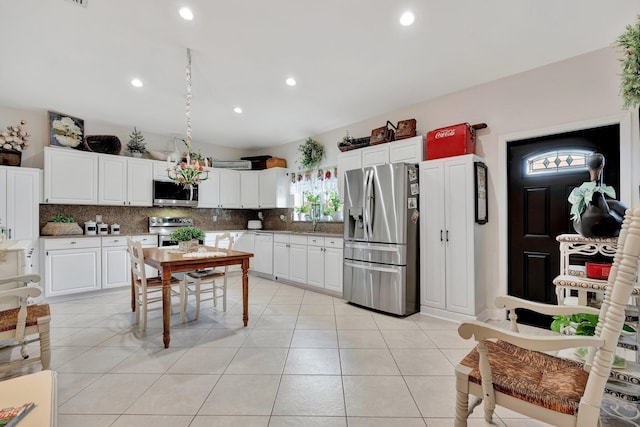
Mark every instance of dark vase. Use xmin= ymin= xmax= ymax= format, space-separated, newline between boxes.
xmin=573 ymin=192 xmax=625 ymax=237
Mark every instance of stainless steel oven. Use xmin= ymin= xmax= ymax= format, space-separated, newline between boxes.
xmin=148 ymin=216 xmax=195 ymax=246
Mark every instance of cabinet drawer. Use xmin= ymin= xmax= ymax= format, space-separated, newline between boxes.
xmin=131 ymin=235 xmax=158 ymax=246
xmin=101 ymin=236 xmax=128 ymax=247
xmin=290 ymin=235 xmax=307 ymax=245
xmin=324 ymin=237 xmax=343 ymax=248
xmin=274 ymin=233 xmax=290 ymax=244
xmin=43 ymin=237 xmax=101 ymax=250
xmin=307 ymin=236 xmax=325 ymax=247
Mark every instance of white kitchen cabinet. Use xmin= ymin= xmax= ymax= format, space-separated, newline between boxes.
xmin=44 ymin=146 xmax=98 ymax=205
xmin=258 ymin=168 xmax=291 ymax=208
xmin=337 ymin=136 xmax=423 ymax=202
xmin=306 ymin=236 xmax=344 ymax=293
xmin=0 ymin=166 xmax=40 ymax=242
xmin=253 ymin=232 xmax=273 ymax=276
xmin=240 ymin=171 xmax=260 ymax=208
xmin=152 ymin=160 xmax=172 ymax=181
xmin=198 ymin=168 xmax=241 ymax=208
xmin=306 ymin=236 xmax=325 ymax=288
xmin=389 ymin=136 xmax=424 ymax=163
xmin=419 ymin=154 xmax=485 ymax=319
xmin=42 ymin=237 xmax=101 ymax=297
xmin=362 ymin=145 xmax=389 ymax=167
xmin=101 ymin=236 xmax=129 ymax=289
xmin=98 ymin=156 xmax=152 ymax=206
xmin=273 ymin=234 xmax=290 ymax=280
xmin=289 ymin=235 xmax=308 ymax=284
xmin=324 ymin=237 xmax=344 ymax=294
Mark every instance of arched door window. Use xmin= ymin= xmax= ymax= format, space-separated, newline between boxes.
xmin=524 ymin=149 xmax=593 ymax=176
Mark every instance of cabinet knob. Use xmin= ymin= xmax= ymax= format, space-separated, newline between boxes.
xmin=70 ymin=241 xmax=77 ymax=244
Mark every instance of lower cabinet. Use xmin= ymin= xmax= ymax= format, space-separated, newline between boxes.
xmin=253 ymin=232 xmax=273 ymax=275
xmin=306 ymin=236 xmax=344 ymax=294
xmin=273 ymin=234 xmax=290 ymax=280
xmin=42 ymin=234 xmax=158 ymax=297
xmin=273 ymin=233 xmax=307 ymax=282
xmin=43 ymin=238 xmax=102 ymax=297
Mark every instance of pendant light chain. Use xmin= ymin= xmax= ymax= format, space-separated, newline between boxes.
xmin=186 ymin=47 xmax=192 ymax=149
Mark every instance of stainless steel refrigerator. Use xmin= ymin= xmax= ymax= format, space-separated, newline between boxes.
xmin=343 ymin=162 xmax=420 ymax=316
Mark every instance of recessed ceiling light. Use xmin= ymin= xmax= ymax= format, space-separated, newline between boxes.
xmin=130 ymin=78 xmax=143 ymax=88
xmin=233 ymin=107 xmax=243 ymax=114
xmin=399 ymin=11 xmax=415 ymax=26
xmin=285 ymin=77 xmax=297 ymax=86
xmin=179 ymin=7 xmax=194 ymax=20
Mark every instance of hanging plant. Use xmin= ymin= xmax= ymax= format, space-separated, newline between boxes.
xmin=616 ymin=15 xmax=640 ymax=109
xmin=298 ymin=137 xmax=324 ymax=169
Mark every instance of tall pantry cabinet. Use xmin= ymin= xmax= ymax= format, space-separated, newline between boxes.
xmin=419 ymin=154 xmax=487 ymax=321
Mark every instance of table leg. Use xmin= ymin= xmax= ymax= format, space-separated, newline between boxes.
xmin=242 ymin=258 xmax=249 ymax=327
xmin=162 ymin=267 xmax=171 ymax=348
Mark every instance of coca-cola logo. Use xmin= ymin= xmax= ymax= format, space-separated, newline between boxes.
xmin=435 ymin=129 xmax=456 ymax=139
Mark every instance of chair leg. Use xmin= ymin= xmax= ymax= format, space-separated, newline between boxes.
xmin=39 ymin=318 xmax=51 ymax=370
xmin=454 ymin=389 xmax=470 ymax=427
xmin=134 ymin=288 xmax=141 ymax=326
xmin=222 ymin=276 xmax=227 ymax=312
xmin=141 ymin=289 xmax=148 ymax=331
xmin=180 ymin=282 xmax=186 ymax=323
xmin=194 ymin=279 xmax=201 ymax=320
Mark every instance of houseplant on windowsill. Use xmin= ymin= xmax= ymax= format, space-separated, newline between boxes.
xmin=169 ymin=226 xmax=205 ymax=252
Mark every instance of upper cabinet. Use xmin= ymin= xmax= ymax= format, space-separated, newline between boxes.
xmin=98 ymin=156 xmax=153 ymax=206
xmin=0 ymin=165 xmax=40 ymax=241
xmin=198 ymin=168 xmax=241 ymax=208
xmin=337 ymin=135 xmax=424 ymax=202
xmin=239 ymin=167 xmax=290 ymax=209
xmin=44 ymin=147 xmax=98 ymax=205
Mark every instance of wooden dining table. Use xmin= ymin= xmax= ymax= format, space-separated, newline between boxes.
xmin=139 ymin=246 xmax=253 ymax=348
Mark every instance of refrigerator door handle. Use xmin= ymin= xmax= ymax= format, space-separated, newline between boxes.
xmin=362 ymin=170 xmax=369 ymax=239
xmin=365 ymin=169 xmax=374 ymax=238
xmin=344 ymin=261 xmax=400 ymax=274
xmin=344 ymin=243 xmax=401 ymax=252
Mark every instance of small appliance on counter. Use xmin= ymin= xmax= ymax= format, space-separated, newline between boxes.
xmin=247 ymin=220 xmax=262 ymax=230
xmin=84 ymin=221 xmax=97 ymax=235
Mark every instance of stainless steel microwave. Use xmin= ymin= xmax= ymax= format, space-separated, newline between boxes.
xmin=152 ymin=180 xmax=198 ymax=207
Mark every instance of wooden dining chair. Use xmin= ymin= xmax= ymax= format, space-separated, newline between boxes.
xmin=454 ymin=208 xmax=640 ymax=427
xmin=126 ymin=237 xmax=185 ymax=331
xmin=0 ymin=274 xmax=51 ymax=372
xmin=183 ymin=232 xmax=234 ymax=321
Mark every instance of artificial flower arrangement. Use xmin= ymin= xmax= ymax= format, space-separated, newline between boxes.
xmin=0 ymin=120 xmax=30 ymax=152
xmin=167 ymin=141 xmax=209 ymax=188
xmin=51 ymin=116 xmax=82 ymax=147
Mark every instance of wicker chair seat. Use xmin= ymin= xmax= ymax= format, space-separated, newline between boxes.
xmin=0 ymin=304 xmax=50 ymax=333
xmin=459 ymin=340 xmax=588 ymax=415
xmin=187 ymin=269 xmax=225 ymax=280
xmin=134 ymin=275 xmax=182 ymax=288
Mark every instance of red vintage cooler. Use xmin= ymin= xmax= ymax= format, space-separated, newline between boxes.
xmin=426 ymin=122 xmax=476 ymax=160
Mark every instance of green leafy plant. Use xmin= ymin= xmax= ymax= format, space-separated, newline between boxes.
xmin=49 ymin=214 xmax=75 ymax=223
xmin=551 ymin=313 xmax=635 ymax=336
xmin=305 ymin=192 xmax=321 ymax=204
xmin=298 ymin=137 xmax=324 ymax=169
xmin=126 ymin=127 xmax=147 ymax=154
xmin=327 ymin=190 xmax=341 ymax=212
xmin=567 ymin=181 xmax=616 ymax=221
xmin=616 ymin=15 xmax=640 ymax=109
xmin=168 ymin=226 xmax=205 ymax=242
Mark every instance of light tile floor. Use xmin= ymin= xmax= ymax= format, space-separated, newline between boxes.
xmin=2 ymin=275 xmax=638 ymax=426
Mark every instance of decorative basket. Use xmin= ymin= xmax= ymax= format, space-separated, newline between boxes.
xmin=41 ymin=222 xmax=83 ymax=236
xmin=0 ymin=149 xmax=21 ymax=166
xmin=83 ymin=135 xmax=122 ymax=155
xmin=337 ymin=137 xmax=370 ymax=152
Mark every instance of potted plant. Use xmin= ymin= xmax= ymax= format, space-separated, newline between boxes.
xmin=126 ymin=127 xmax=147 ymax=157
xmin=41 ymin=214 xmax=83 ymax=236
xmin=169 ymin=226 xmax=205 ymax=252
xmin=326 ymin=191 xmax=343 ymax=222
xmin=0 ymin=120 xmax=30 ymax=166
xmin=295 ymin=205 xmax=311 ymax=221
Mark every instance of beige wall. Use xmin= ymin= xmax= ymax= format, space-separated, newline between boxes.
xmin=2 ymin=45 xmax=637 ymax=317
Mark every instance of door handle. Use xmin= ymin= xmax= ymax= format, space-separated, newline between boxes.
xmin=344 ymin=261 xmax=400 ymax=274
xmin=440 ymin=230 xmax=443 ymax=242
xmin=446 ymin=230 xmax=449 ymax=242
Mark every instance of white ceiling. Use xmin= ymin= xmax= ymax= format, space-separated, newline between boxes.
xmin=1 ymin=0 xmax=639 ymax=150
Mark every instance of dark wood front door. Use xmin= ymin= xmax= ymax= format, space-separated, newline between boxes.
xmin=507 ymin=124 xmax=620 ymax=328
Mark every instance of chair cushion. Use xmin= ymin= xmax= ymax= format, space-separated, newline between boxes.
xmin=459 ymin=340 xmax=588 ymax=415
xmin=0 ymin=304 xmax=51 ymax=333
xmin=136 ymin=276 xmax=182 ymax=287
